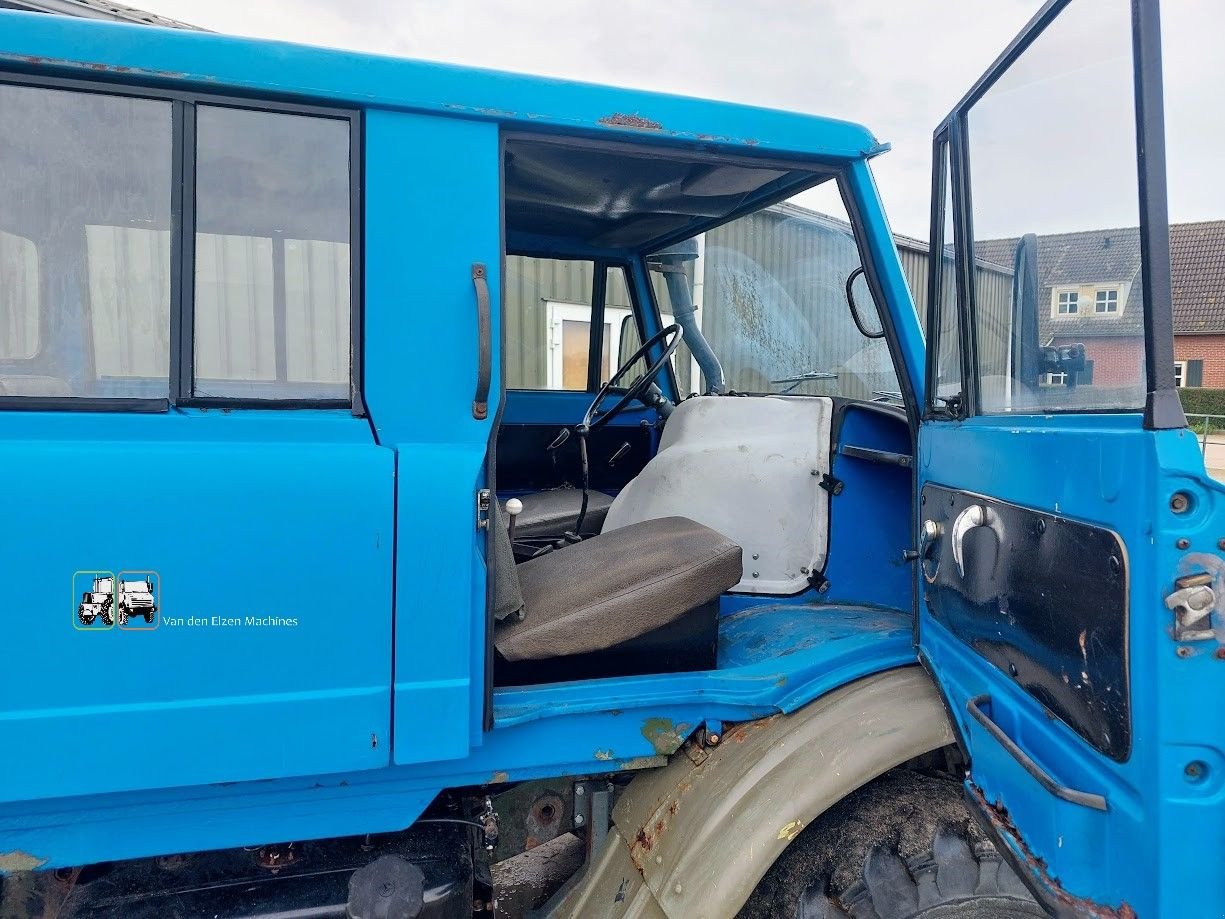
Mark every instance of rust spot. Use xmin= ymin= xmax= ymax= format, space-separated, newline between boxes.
xmin=594 ymin=749 xmax=614 ymax=761
xmin=0 ymin=850 xmax=47 ymax=873
xmin=971 ymin=787 xmax=1136 ymax=919
xmin=668 ymin=800 xmax=679 ymax=816
xmin=641 ymin=717 xmax=690 ymax=754
xmin=5 ymin=53 xmax=186 ymax=80
xmin=598 ymin=112 xmax=663 ymax=131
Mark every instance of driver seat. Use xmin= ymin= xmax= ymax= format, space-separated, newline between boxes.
xmin=492 ymin=514 xmax=742 ymax=685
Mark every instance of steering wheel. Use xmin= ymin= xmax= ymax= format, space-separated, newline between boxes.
xmin=581 ymin=323 xmax=684 ymax=431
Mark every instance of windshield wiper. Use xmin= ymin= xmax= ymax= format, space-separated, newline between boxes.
xmin=770 ymin=370 xmax=837 ymax=395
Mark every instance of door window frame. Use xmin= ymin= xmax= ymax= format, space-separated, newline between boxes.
xmin=927 ymin=0 xmax=1182 ymax=429
xmin=0 ymin=71 xmax=363 ymax=415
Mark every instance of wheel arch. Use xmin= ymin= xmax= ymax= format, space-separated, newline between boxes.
xmin=559 ymin=666 xmax=956 ymax=918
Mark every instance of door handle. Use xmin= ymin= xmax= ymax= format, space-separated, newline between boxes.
xmin=472 ymin=263 xmax=492 ymax=420
xmin=966 ymin=694 xmax=1107 ymax=811
xmin=950 ymin=504 xmax=1004 ymax=578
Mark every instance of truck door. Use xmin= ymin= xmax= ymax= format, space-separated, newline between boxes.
xmin=918 ymin=0 xmax=1223 ymax=915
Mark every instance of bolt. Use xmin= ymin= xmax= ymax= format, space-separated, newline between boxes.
xmin=1177 ymin=537 xmax=1191 ymax=549
xmin=1185 ymin=761 xmax=1206 ymax=781
xmin=752 ymin=571 xmax=759 ymax=578
xmin=575 ymin=785 xmax=584 ymax=796
xmin=1177 ymin=646 xmax=1192 ymax=658
xmin=707 ymin=732 xmax=721 ymax=746
xmin=1170 ymin=492 xmax=1191 ymax=513
xmin=574 ymin=813 xmax=585 ymax=826
xmin=1215 ymin=647 xmax=1225 ymax=660
xmin=1218 ymin=537 xmax=1225 ymax=551
xmin=752 ymin=553 xmax=759 ymax=560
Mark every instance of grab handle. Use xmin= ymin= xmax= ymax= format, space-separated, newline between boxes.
xmin=472 ymin=263 xmax=491 ymax=420
xmin=966 ymin=694 xmax=1107 ymax=811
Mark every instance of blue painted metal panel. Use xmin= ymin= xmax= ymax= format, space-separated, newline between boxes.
xmin=918 ymin=415 xmax=1225 ymax=917
xmin=0 ymin=410 xmax=394 ymax=802
xmin=0 ymin=604 xmax=912 ymax=868
xmin=362 ymin=110 xmax=501 ymax=765
xmin=0 ymin=11 xmax=881 ymax=160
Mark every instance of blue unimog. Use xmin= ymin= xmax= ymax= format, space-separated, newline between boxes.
xmin=0 ymin=0 xmax=1220 ymax=916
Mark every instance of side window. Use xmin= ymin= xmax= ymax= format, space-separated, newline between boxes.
xmin=964 ymin=0 xmax=1143 ymax=413
xmin=0 ymin=83 xmax=172 ymax=399
xmin=504 ymin=257 xmax=634 ymax=391
xmin=929 ymin=140 xmax=962 ymax=413
xmin=193 ymin=106 xmax=352 ymax=401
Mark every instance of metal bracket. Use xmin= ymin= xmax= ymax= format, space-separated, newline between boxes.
xmin=1165 ymin=572 xmax=1217 ymax=642
xmin=819 ymin=472 xmax=843 ymax=496
xmin=476 ymin=488 xmax=492 ymax=530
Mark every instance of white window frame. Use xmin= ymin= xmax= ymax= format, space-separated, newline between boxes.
xmin=1042 ymin=370 xmax=1068 ymax=386
xmin=1174 ymin=360 xmax=1187 ymax=388
xmin=1094 ymin=287 xmax=1120 ymax=314
xmin=1053 ymin=288 xmax=1079 ymax=316
xmin=545 ymin=300 xmax=632 ymax=390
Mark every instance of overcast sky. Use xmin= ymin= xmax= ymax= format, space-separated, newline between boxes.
xmin=132 ymin=0 xmax=1220 ymax=240
xmin=135 ymin=0 xmax=1042 ymax=238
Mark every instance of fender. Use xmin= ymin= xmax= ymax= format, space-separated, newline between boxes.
xmin=550 ymin=666 xmax=955 ymax=918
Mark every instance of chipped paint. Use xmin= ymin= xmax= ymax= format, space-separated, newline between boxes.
xmin=489 ymin=770 xmax=510 ymax=785
xmin=971 ymin=787 xmax=1136 ymax=919
xmin=594 ymin=749 xmax=614 ymax=761
xmin=0 ymin=850 xmax=47 ymax=874
xmin=598 ymin=112 xmax=663 ymax=131
xmin=776 ymin=819 xmax=804 ymax=841
xmin=641 ymin=718 xmax=690 ymax=755
xmin=2 ymin=53 xmax=187 ymax=81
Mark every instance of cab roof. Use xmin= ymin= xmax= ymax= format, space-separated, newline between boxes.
xmin=0 ymin=9 xmax=885 ymax=161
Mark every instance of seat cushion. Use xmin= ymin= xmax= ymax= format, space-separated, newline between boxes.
xmin=506 ymin=487 xmax=614 ymax=539
xmin=495 ymin=516 xmax=742 ymax=663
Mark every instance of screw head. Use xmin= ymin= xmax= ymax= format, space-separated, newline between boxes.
xmin=707 ymin=733 xmax=721 ymax=745
xmin=1218 ymin=537 xmax=1225 ymax=551
xmin=574 ymin=813 xmax=585 ymax=826
xmin=751 ymin=571 xmax=759 ymax=578
xmin=1177 ymin=646 xmax=1193 ymax=658
xmin=1185 ymin=760 xmax=1207 ymax=782
xmin=1171 ymin=492 xmax=1191 ymax=513
xmin=1177 ymin=537 xmax=1191 ymax=549
xmin=575 ymin=785 xmax=584 ymax=796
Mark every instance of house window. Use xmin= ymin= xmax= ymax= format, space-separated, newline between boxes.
xmin=1174 ymin=361 xmax=1186 ymax=387
xmin=1043 ymin=371 xmax=1068 ymax=386
xmin=1056 ymin=290 xmax=1079 ymax=315
xmin=1094 ymin=288 xmax=1119 ymax=313
xmin=1175 ymin=360 xmax=1203 ymax=388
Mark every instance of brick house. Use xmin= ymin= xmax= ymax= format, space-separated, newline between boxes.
xmin=976 ymin=220 xmax=1225 ymax=389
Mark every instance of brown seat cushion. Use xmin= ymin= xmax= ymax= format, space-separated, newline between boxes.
xmin=495 ymin=516 xmax=741 ymax=662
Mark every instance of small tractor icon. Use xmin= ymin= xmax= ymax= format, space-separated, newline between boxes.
xmin=77 ymin=576 xmax=115 ymax=627
xmin=118 ymin=578 xmax=158 ymax=626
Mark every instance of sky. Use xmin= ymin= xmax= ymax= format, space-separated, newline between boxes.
xmin=134 ymin=0 xmax=1041 ymax=239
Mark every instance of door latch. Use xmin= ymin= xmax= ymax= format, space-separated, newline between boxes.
xmin=1165 ymin=572 xmax=1217 ymax=642
xmin=476 ymin=488 xmax=492 ymax=530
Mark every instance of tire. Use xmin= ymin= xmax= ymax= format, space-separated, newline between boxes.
xmin=143 ymin=612 xmax=155 ymax=623
xmin=119 ymin=608 xmax=128 ymax=627
xmin=740 ymin=769 xmax=1044 ymax=919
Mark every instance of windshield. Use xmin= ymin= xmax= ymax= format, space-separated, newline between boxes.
xmin=646 ymin=181 xmax=900 ymax=402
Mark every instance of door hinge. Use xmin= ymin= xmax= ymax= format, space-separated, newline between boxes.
xmin=476 ymin=488 xmax=492 ymax=530
xmin=1165 ymin=572 xmax=1216 ymax=642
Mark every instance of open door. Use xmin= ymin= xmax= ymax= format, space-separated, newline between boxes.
xmin=919 ymin=0 xmax=1223 ymax=915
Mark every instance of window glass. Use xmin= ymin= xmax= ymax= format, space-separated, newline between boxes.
xmin=931 ymin=142 xmax=962 ymax=411
xmin=0 ymin=84 xmax=172 ymax=398
xmin=966 ymin=0 xmax=1142 ymax=412
xmin=647 ymin=180 xmax=899 ymax=402
xmin=505 ymin=256 xmax=622 ymax=390
xmin=193 ymin=106 xmax=351 ymax=401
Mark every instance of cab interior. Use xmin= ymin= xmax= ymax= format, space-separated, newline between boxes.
xmin=490 ymin=134 xmax=915 ymax=697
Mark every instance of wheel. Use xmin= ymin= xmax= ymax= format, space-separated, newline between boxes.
xmin=739 ymin=768 xmax=1044 ymax=919
xmin=118 ymin=608 xmax=128 ymax=627
xmin=100 ymin=608 xmax=114 ymax=627
xmin=78 ymin=609 xmax=95 ymax=626
xmin=143 ymin=611 xmax=155 ymax=623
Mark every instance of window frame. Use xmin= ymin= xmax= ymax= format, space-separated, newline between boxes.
xmin=1094 ymin=287 xmax=1120 ymax=314
xmin=1173 ymin=360 xmax=1186 ymax=388
xmin=1055 ymin=289 xmax=1080 ymax=316
xmin=0 ymin=71 xmax=363 ymax=414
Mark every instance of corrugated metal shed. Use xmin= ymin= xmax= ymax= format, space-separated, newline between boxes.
xmin=0 ymin=0 xmax=203 ymax=29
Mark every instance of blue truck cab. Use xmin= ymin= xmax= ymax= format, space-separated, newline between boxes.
xmin=0 ymin=1 xmax=1221 ymax=916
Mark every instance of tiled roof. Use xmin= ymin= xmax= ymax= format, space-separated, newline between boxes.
xmin=1170 ymin=221 xmax=1225 ymax=334
xmin=976 ymin=220 xmax=1225 ymax=338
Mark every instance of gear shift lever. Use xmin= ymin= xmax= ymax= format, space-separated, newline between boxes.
xmin=505 ymin=497 xmax=523 ymax=542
